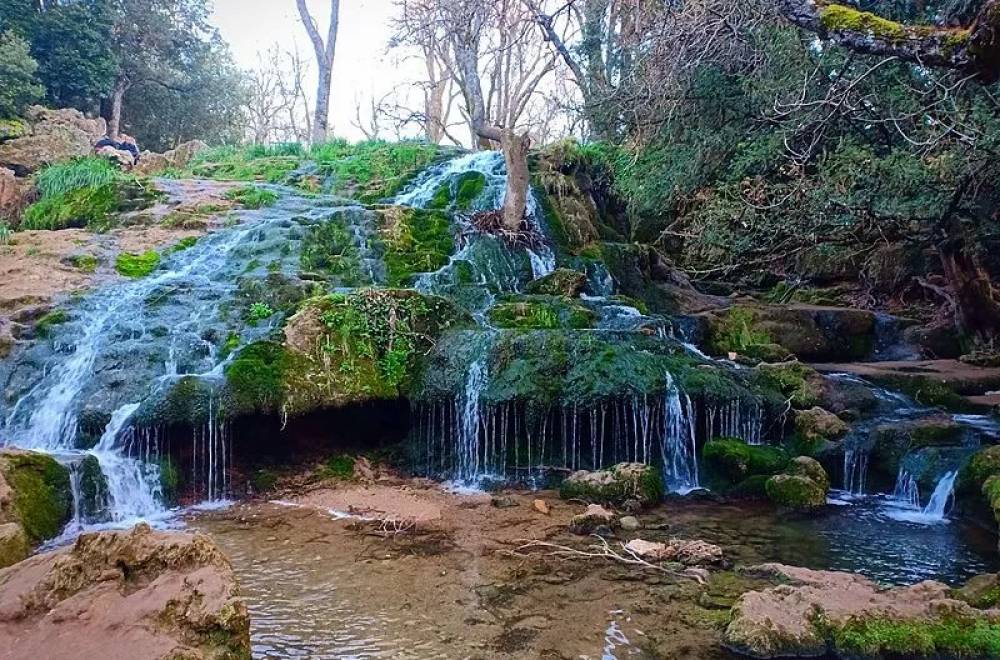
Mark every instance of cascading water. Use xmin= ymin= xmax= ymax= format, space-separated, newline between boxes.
xmin=456 ymin=356 xmax=489 ymax=483
xmin=1 ymin=184 xmax=342 ymax=529
xmin=922 ymin=471 xmax=958 ymax=519
xmin=842 ymin=448 xmax=869 ymax=496
xmin=890 ymin=469 xmax=921 ymax=509
xmin=660 ymin=373 xmax=699 ymax=493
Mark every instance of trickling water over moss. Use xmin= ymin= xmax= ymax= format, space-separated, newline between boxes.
xmin=377 ymin=207 xmax=455 ymax=286
xmin=115 ymin=250 xmax=161 ymax=278
xmin=487 ymin=296 xmax=597 ymax=330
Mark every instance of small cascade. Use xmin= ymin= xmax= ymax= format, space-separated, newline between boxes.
xmin=922 ymin=471 xmax=957 ymax=519
xmin=91 ymin=403 xmax=165 ymax=523
xmin=660 ymin=373 xmax=699 ymax=493
xmin=891 ymin=469 xmax=921 ymax=509
xmin=456 ymin=357 xmax=489 ymax=483
xmin=66 ymin=461 xmax=84 ymax=533
xmin=704 ymin=399 xmax=764 ymax=445
xmin=843 ymin=448 xmax=869 ymax=496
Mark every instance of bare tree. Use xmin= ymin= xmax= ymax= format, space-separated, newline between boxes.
xmin=296 ymin=0 xmax=341 ymax=142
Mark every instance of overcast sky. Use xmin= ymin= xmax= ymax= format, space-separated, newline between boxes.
xmin=211 ymin=0 xmax=424 ymax=141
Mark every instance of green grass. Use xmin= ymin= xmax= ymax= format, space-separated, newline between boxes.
xmin=225 ymin=185 xmax=279 ymax=209
xmin=34 ymin=157 xmax=127 ymax=198
xmin=831 ymin=616 xmax=1000 ymax=658
xmin=115 ymin=250 xmax=161 ymax=278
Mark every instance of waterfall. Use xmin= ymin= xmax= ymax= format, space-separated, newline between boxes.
xmin=456 ymin=357 xmax=489 ymax=483
xmin=91 ymin=403 xmax=165 ymax=523
xmin=704 ymin=399 xmax=764 ymax=445
xmin=843 ymin=449 xmax=869 ymax=496
xmin=660 ymin=373 xmax=699 ymax=493
xmin=921 ymin=471 xmax=957 ymax=519
xmin=891 ymin=469 xmax=921 ymax=509
xmin=393 ymin=150 xmax=556 ymax=280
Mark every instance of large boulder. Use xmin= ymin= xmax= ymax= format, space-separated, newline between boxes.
xmin=0 ymin=450 xmax=72 ymax=559
xmin=704 ymin=303 xmax=879 ymax=362
xmin=0 ymin=523 xmax=250 ymax=659
xmin=0 ymin=107 xmax=104 ymax=176
xmin=0 ymin=167 xmax=30 ymax=221
xmin=135 ymin=139 xmax=208 ymax=176
xmin=725 ymin=564 xmax=1000 ymax=659
xmin=560 ymin=463 xmax=663 ymax=508
xmin=764 ymin=457 xmax=829 ymax=510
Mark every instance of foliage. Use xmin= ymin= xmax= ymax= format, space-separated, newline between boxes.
xmin=0 ymin=30 xmax=43 ymax=118
xmin=311 ymin=139 xmax=441 ymax=202
xmin=115 ymin=250 xmax=161 ymax=278
xmin=246 ymin=302 xmax=275 ymax=323
xmin=225 ymin=185 xmax=278 ymax=209
xmin=20 ymin=158 xmax=148 ymax=232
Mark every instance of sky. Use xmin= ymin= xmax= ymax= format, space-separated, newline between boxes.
xmin=210 ymin=0 xmax=425 ymax=141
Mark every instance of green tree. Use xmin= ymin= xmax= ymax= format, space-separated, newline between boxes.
xmin=0 ymin=30 xmax=43 ymax=118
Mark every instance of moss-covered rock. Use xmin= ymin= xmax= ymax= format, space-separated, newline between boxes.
xmin=225 ymin=290 xmax=472 ymax=418
xmin=376 ymin=206 xmax=455 ymax=286
xmin=0 ymin=450 xmax=72 ymax=546
xmin=0 ymin=522 xmax=29 ymax=568
xmin=524 ymin=268 xmax=587 ymax=297
xmin=703 ymin=438 xmax=789 ymax=486
xmin=785 ymin=456 xmax=830 ymax=492
xmin=764 ymin=474 xmax=827 ymax=510
xmin=487 ymin=295 xmax=597 ymax=330
xmin=753 ymin=361 xmax=827 ymax=409
xmin=560 ymin=463 xmax=663 ymax=507
xmin=115 ymin=250 xmax=161 ymax=278
xmin=705 ymin=304 xmax=878 ymax=362
xmin=428 ymin=171 xmax=486 ymax=211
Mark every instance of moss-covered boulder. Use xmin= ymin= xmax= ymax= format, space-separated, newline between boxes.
xmin=705 ymin=304 xmax=878 ymax=362
xmin=703 ymin=438 xmax=790 ymax=486
xmin=225 ymin=289 xmax=472 ymax=418
xmin=792 ymin=407 xmax=848 ymax=457
xmin=753 ymin=361 xmax=827 ymax=409
xmin=873 ymin=416 xmax=967 ymax=479
xmin=376 ymin=206 xmax=455 ymax=286
xmin=487 ymin=295 xmax=597 ymax=330
xmin=726 ymin=563 xmax=1000 ymax=659
xmin=0 ymin=522 xmax=30 ymax=568
xmin=0 ymin=450 xmax=72 ymax=547
xmin=765 ymin=457 xmax=829 ymax=510
xmin=524 ymin=268 xmax=587 ymax=297
xmin=560 ymin=463 xmax=663 ymax=507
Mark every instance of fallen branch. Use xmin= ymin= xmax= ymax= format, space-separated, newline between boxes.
xmin=507 ymin=535 xmax=709 ymax=584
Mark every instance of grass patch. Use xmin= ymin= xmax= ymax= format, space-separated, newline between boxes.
xmin=225 ymin=185 xmax=279 ymax=209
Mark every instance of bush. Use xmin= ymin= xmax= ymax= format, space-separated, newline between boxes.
xmin=0 ymin=31 xmax=43 ymax=118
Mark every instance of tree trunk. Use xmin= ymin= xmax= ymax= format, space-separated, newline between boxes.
xmin=936 ymin=219 xmax=1000 ymax=342
xmin=107 ymin=78 xmax=128 ymax=140
xmin=312 ymin=63 xmax=333 ymax=143
xmin=498 ymin=129 xmax=531 ymax=231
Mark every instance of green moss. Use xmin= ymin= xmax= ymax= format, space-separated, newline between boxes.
xmin=35 ymin=309 xmax=68 ymax=338
xmin=910 ymin=421 xmax=964 ymax=448
xmin=225 ymin=185 xmax=279 ymax=209
xmin=559 ymin=463 xmax=664 ymax=506
xmin=300 ymin=213 xmax=365 ymax=286
xmin=820 ymin=4 xmax=906 ymax=39
xmin=703 ymin=438 xmax=789 ymax=485
xmin=455 ymin=171 xmax=487 ymax=210
xmin=251 ymin=469 xmax=278 ymax=492
xmin=245 ymin=302 xmax=275 ymax=324
xmin=311 ymin=139 xmax=442 ymax=202
xmin=729 ymin=474 xmax=771 ymax=499
xmin=70 ymin=254 xmax=100 ymax=272
xmin=159 ymin=456 xmax=180 ymax=504
xmin=710 ymin=307 xmax=771 ymax=355
xmin=524 ymin=269 xmax=587 ymax=297
xmin=487 ymin=297 xmax=597 ymax=330
xmin=764 ymin=474 xmax=826 ymax=509
xmin=115 ymin=250 xmax=161 ymax=278
xmin=378 ymin=207 xmax=455 ymax=286
xmin=754 ymin=361 xmax=825 ymax=409
xmin=831 ymin=615 xmax=1000 ymax=658
xmin=169 ymin=236 xmax=199 ymax=253
xmin=22 ymin=183 xmax=120 ymax=231
xmin=323 ymin=455 xmax=355 ymax=479
xmin=0 ymin=452 xmax=72 ymax=545
xmin=225 ymin=341 xmax=289 ymax=415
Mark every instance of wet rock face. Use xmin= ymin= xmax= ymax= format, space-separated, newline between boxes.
xmin=764 ymin=457 xmax=830 ymax=510
xmin=0 ymin=523 xmax=250 ymax=660
xmin=524 ymin=268 xmax=587 ymax=297
xmin=725 ymin=563 xmax=1000 ymax=659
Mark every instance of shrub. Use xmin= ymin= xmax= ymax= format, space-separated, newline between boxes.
xmin=0 ymin=31 xmax=43 ymax=118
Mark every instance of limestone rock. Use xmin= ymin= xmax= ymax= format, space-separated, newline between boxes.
xmin=0 ymin=523 xmax=29 ymax=569
xmin=135 ymin=139 xmax=208 ymax=176
xmin=25 ymin=106 xmax=106 ymax=142
xmin=0 ymin=124 xmax=92 ymax=176
xmin=532 ymin=499 xmax=550 ymax=515
xmin=0 ymin=449 xmax=71 ymax=547
xmin=569 ymin=504 xmax=616 ymax=535
xmin=764 ymin=474 xmax=826 ymax=511
xmin=725 ymin=563 xmax=1000 ymax=659
xmin=0 ymin=523 xmax=251 ymax=659
xmin=95 ymin=145 xmax=135 ymax=170
xmin=560 ymin=462 xmax=663 ymax=507
xmin=0 ymin=167 xmax=29 ymax=221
